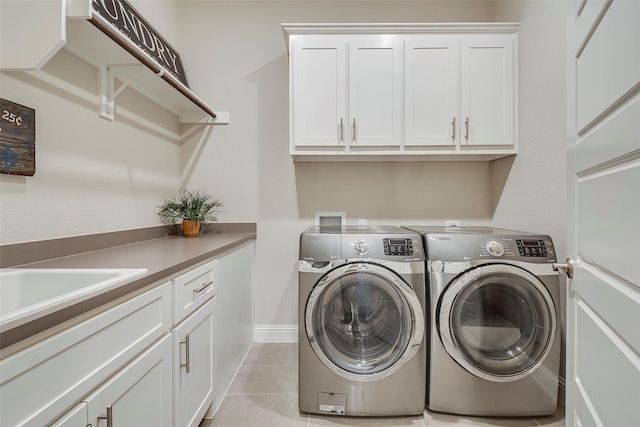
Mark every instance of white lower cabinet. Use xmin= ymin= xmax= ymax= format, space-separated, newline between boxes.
xmin=173 ymin=297 xmax=217 ymax=427
xmin=49 ymin=403 xmax=87 ymax=427
xmin=1 ymin=242 xmax=255 ymax=427
xmin=85 ymin=334 xmax=173 ymax=427
xmin=213 ymin=241 xmax=254 ymax=413
xmin=0 ymin=282 xmax=172 ymax=427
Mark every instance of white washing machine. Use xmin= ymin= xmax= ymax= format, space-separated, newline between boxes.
xmin=298 ymin=226 xmax=426 ymax=416
xmin=404 ymin=226 xmax=561 ymax=417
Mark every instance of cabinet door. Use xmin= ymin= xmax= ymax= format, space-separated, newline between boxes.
xmin=49 ymin=403 xmax=87 ymax=427
xmin=291 ymin=39 xmax=347 ymax=149
xmin=349 ymin=39 xmax=403 ymax=148
xmin=404 ymin=37 xmax=459 ymax=147
xmin=173 ymin=297 xmax=216 ymax=427
xmin=0 ymin=283 xmax=171 ymax=427
xmin=460 ymin=35 xmax=515 ymax=146
xmin=86 ymin=334 xmax=173 ymax=427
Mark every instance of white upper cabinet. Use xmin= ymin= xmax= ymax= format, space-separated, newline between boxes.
xmin=460 ymin=35 xmax=514 ymax=147
xmin=291 ymin=39 xmax=347 ymax=148
xmin=404 ymin=37 xmax=459 ymax=147
xmin=291 ymin=38 xmax=402 ymax=152
xmin=284 ymin=23 xmax=519 ymax=161
xmin=349 ymin=39 xmax=403 ymax=149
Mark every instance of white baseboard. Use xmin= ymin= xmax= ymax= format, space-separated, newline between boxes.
xmin=254 ymin=324 xmax=298 ymax=343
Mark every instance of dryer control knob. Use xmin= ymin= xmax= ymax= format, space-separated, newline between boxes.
xmin=486 ymin=240 xmax=505 ymax=257
xmin=354 ymin=240 xmax=369 ymax=255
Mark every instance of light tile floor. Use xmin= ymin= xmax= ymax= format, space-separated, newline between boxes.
xmin=203 ymin=343 xmax=565 ymax=427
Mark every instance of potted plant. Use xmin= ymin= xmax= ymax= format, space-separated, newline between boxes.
xmin=158 ymin=189 xmax=223 ymax=237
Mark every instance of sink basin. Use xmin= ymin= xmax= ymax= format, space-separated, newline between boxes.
xmin=0 ymin=268 xmax=147 ymax=330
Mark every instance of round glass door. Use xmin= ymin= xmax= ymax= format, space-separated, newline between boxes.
xmin=438 ymin=264 xmax=556 ymax=382
xmin=305 ymin=262 xmax=424 ymax=382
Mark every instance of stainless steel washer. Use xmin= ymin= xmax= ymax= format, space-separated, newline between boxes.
xmin=298 ymin=226 xmax=427 ymax=416
xmin=404 ymin=226 xmax=561 ymax=417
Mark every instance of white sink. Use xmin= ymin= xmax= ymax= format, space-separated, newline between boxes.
xmin=0 ymin=268 xmax=147 ymax=330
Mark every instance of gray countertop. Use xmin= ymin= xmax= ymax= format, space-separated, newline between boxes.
xmin=0 ymin=229 xmax=256 ymax=353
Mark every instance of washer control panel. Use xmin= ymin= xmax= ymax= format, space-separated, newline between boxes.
xmin=342 ymin=236 xmax=421 ymax=261
xmin=485 ymin=240 xmax=505 ymax=257
xmin=383 ymin=238 xmax=414 ymax=256
xmin=354 ymin=240 xmax=370 ymax=255
xmin=300 ymin=226 xmax=423 ymax=262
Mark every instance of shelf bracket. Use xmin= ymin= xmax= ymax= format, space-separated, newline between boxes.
xmin=98 ymin=64 xmax=143 ymax=121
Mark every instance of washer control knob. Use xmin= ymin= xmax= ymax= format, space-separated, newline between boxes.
xmin=354 ymin=240 xmax=369 ymax=255
xmin=486 ymin=240 xmax=505 ymax=257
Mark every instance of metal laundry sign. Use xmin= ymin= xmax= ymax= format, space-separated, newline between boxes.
xmin=92 ymin=0 xmax=189 ymax=87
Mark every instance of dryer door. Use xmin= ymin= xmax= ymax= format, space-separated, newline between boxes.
xmin=305 ymin=262 xmax=424 ymax=382
xmin=438 ymin=264 xmax=557 ymax=382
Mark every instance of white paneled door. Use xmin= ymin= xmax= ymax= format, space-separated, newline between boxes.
xmin=566 ymin=1 xmax=640 ymax=426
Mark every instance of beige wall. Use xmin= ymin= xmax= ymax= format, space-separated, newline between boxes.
xmin=178 ymin=0 xmax=567 ymax=331
xmin=0 ymin=0 xmax=183 ymax=244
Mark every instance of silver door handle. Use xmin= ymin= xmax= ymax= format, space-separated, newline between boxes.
xmin=464 ymin=117 xmax=469 ymax=141
xmin=97 ymin=406 xmax=113 ymax=427
xmin=339 ymin=118 xmax=344 ymax=142
xmin=451 ymin=117 xmax=456 ymax=141
xmin=553 ymin=258 xmax=575 ymax=279
xmin=193 ymin=281 xmax=213 ymax=299
xmin=180 ymin=334 xmax=191 ymax=373
xmin=352 ymin=118 xmax=356 ymax=142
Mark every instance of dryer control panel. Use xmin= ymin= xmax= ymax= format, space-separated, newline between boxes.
xmin=419 ymin=231 xmax=556 ymax=263
xmin=516 ymin=239 xmax=550 ymax=257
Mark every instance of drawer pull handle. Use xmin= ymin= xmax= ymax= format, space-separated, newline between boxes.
xmin=193 ymin=281 xmax=213 ymax=299
xmin=97 ymin=405 xmax=113 ymax=427
xmin=180 ymin=334 xmax=191 ymax=373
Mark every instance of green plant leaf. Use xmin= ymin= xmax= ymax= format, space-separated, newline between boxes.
xmin=158 ymin=189 xmax=223 ymax=223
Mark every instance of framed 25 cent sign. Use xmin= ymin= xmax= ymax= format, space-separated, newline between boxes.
xmin=1 ymin=98 xmax=36 ymax=176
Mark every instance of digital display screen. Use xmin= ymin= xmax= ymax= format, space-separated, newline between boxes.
xmin=388 ymin=239 xmax=410 ymax=246
xmin=383 ymin=238 xmax=413 ymax=256
xmin=519 ymin=240 xmax=543 ymax=247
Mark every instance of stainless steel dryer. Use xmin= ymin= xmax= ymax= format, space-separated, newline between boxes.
xmin=404 ymin=226 xmax=561 ymax=417
xmin=298 ymin=226 xmax=426 ymax=416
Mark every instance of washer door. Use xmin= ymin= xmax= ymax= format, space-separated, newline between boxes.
xmin=438 ymin=264 xmax=557 ymax=382
xmin=305 ymin=262 xmax=424 ymax=382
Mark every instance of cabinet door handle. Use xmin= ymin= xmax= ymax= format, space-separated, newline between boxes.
xmin=180 ymin=334 xmax=191 ymax=373
xmin=97 ymin=405 xmax=113 ymax=427
xmin=464 ymin=117 xmax=470 ymax=141
xmin=451 ymin=117 xmax=456 ymax=141
xmin=352 ymin=118 xmax=356 ymax=143
xmin=193 ymin=281 xmax=213 ymax=299
xmin=339 ymin=118 xmax=344 ymax=143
